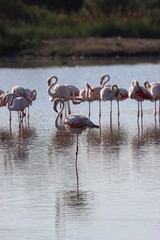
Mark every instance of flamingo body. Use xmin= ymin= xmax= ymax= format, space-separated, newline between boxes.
xmin=8 ymin=96 xmax=31 ymax=112
xmin=53 ymin=98 xmax=99 ymax=134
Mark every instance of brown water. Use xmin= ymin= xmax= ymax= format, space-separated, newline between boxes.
xmin=0 ymin=61 xmax=160 ymax=240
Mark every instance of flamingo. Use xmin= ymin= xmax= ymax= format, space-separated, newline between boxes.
xmin=145 ymin=83 xmax=160 ymax=121
xmin=76 ymin=74 xmax=111 ymax=118
xmin=53 ymin=98 xmax=99 ymax=167
xmin=128 ymin=80 xmax=152 ymax=120
xmin=6 ymin=94 xmax=31 ymax=127
xmin=100 ymin=84 xmax=119 ymax=119
xmin=101 ymin=84 xmax=128 ymax=119
xmin=86 ymin=74 xmax=111 ymax=118
xmin=47 ymin=76 xmax=59 ymax=102
xmin=11 ymin=86 xmax=37 ymax=120
xmin=48 ymin=76 xmax=80 ymax=115
xmin=0 ymin=92 xmax=19 ymax=121
xmin=144 ymin=81 xmax=160 ymax=119
xmin=114 ymin=86 xmax=128 ymax=117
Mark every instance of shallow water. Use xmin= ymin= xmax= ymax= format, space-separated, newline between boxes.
xmin=0 ymin=60 xmax=160 ymax=240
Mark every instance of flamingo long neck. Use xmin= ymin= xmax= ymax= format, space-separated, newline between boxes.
xmin=85 ymin=82 xmax=92 ymax=100
xmin=55 ymin=99 xmax=65 ymax=131
xmin=7 ymin=95 xmax=14 ymax=110
xmin=144 ymin=81 xmax=151 ymax=89
xmin=47 ymin=76 xmax=58 ymax=86
xmin=48 ymin=76 xmax=58 ymax=96
xmin=48 ymin=77 xmax=58 ymax=97
xmin=101 ymin=78 xmax=111 ymax=89
xmin=100 ymin=74 xmax=110 ymax=85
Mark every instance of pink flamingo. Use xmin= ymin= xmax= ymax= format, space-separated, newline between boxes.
xmin=144 ymin=82 xmax=160 ymax=120
xmin=0 ymin=93 xmax=18 ymax=121
xmin=77 ymin=74 xmax=110 ymax=118
xmin=115 ymin=86 xmax=128 ymax=117
xmin=86 ymin=74 xmax=111 ymax=118
xmin=6 ymin=94 xmax=31 ymax=127
xmin=128 ymin=80 xmax=152 ymax=120
xmin=53 ymin=98 xmax=99 ymax=166
xmin=144 ymin=81 xmax=160 ymax=113
xmin=101 ymin=84 xmax=128 ymax=119
xmin=100 ymin=84 xmax=119 ymax=119
xmin=11 ymin=86 xmax=33 ymax=103
xmin=48 ymin=76 xmax=80 ymax=115
xmin=11 ymin=86 xmax=37 ymax=120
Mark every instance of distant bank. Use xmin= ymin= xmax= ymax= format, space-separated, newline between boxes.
xmin=34 ymin=37 xmax=160 ymax=58
xmin=1 ymin=37 xmax=160 ymax=67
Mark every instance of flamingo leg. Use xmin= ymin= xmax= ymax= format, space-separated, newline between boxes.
xmin=99 ymin=101 xmax=101 ymax=118
xmin=27 ymin=106 xmax=29 ymax=121
xmin=154 ymin=100 xmax=157 ymax=122
xmin=137 ymin=101 xmax=140 ymax=118
xmin=117 ymin=100 xmax=120 ymax=117
xmin=9 ymin=111 xmax=11 ymax=122
xmin=140 ymin=101 xmax=143 ymax=118
xmin=89 ymin=102 xmax=91 ymax=119
xmin=75 ymin=133 xmax=79 ymax=195
xmin=117 ymin=100 xmax=120 ymax=126
xmin=64 ymin=102 xmax=67 ymax=116
xmin=110 ymin=100 xmax=112 ymax=119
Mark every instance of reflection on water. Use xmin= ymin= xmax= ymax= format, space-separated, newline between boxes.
xmin=0 ymin=62 xmax=160 ymax=240
xmin=131 ymin=124 xmax=160 ymax=149
xmin=0 ymin=126 xmax=37 ymax=163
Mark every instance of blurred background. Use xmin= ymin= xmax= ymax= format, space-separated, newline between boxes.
xmin=0 ymin=0 xmax=159 ymax=57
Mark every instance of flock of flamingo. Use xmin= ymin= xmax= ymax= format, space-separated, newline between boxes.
xmin=1 ymin=74 xmax=160 ymax=163
xmin=0 ymin=86 xmax=37 ymax=128
xmin=1 ymin=74 xmax=160 ymax=132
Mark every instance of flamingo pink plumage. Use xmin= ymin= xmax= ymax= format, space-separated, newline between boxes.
xmin=48 ymin=76 xmax=80 ymax=115
xmin=77 ymin=74 xmax=111 ymax=118
xmin=53 ymin=98 xmax=99 ymax=165
xmin=6 ymin=94 xmax=31 ymax=127
xmin=129 ymin=80 xmax=152 ymax=120
xmin=144 ymin=82 xmax=160 ymax=120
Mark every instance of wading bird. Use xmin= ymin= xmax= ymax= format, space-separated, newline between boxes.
xmin=128 ymin=80 xmax=152 ymax=121
xmin=53 ymin=98 xmax=99 ymax=168
xmin=6 ymin=95 xmax=31 ymax=127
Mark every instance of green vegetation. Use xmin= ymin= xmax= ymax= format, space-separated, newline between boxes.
xmin=0 ymin=0 xmax=160 ymax=55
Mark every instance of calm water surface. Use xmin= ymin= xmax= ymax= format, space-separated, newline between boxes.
xmin=0 ymin=60 xmax=160 ymax=240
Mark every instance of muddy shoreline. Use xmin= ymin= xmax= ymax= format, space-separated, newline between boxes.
xmin=1 ymin=37 xmax=160 ymax=67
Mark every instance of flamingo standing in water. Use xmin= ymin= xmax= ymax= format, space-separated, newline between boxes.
xmin=100 ymin=84 xmax=119 ymax=119
xmin=100 ymin=84 xmax=128 ymax=119
xmin=53 ymin=98 xmax=99 ymax=167
xmin=77 ymin=74 xmax=111 ymax=118
xmin=144 ymin=81 xmax=160 ymax=121
xmin=48 ymin=76 xmax=80 ymax=116
xmin=11 ymin=86 xmax=37 ymax=120
xmin=145 ymin=82 xmax=160 ymax=121
xmin=128 ymin=80 xmax=152 ymax=121
xmin=0 ymin=92 xmax=19 ymax=121
xmin=6 ymin=94 xmax=31 ymax=127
